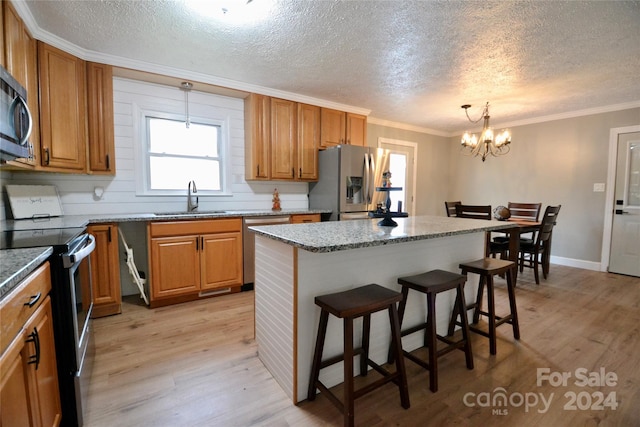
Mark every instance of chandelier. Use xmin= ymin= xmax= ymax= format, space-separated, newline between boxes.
xmin=460 ymin=102 xmax=511 ymax=162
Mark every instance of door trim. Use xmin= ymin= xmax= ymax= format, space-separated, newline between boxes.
xmin=377 ymin=137 xmax=418 ymax=217
xmin=601 ymin=125 xmax=640 ymax=272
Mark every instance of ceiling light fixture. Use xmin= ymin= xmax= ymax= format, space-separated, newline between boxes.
xmin=180 ymin=81 xmax=193 ymax=128
xmin=460 ymin=102 xmax=511 ymax=162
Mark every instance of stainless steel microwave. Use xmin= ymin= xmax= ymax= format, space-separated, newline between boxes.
xmin=1 ymin=65 xmax=33 ymax=162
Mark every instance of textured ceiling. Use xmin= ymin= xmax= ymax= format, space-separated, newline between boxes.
xmin=22 ymin=0 xmax=640 ymax=133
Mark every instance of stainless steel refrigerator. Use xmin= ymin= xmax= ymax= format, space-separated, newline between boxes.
xmin=309 ymin=145 xmax=391 ymax=221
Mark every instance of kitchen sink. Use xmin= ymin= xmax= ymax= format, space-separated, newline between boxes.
xmin=153 ymin=210 xmax=227 ymax=217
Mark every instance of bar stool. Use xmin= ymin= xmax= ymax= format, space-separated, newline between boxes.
xmin=448 ymin=258 xmax=520 ymax=355
xmin=308 ymin=284 xmax=410 ymax=427
xmin=388 ymin=269 xmax=474 ymax=393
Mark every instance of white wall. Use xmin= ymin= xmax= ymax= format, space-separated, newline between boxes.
xmin=1 ymin=78 xmax=308 ymax=217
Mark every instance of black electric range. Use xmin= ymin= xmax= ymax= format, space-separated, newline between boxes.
xmin=2 ymin=224 xmax=94 ymax=427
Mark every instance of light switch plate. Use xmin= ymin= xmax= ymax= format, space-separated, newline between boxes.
xmin=593 ymin=183 xmax=605 ymax=192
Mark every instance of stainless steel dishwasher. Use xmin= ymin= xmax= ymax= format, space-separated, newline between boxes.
xmin=243 ymin=215 xmax=291 ymax=287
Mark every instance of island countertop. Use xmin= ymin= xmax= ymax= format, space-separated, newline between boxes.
xmin=249 ymin=215 xmax=518 ymax=253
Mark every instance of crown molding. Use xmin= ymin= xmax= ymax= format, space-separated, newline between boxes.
xmin=451 ymin=101 xmax=640 ymax=136
xmin=366 ymin=117 xmax=450 ymax=138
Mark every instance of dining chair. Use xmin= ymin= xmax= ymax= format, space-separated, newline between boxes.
xmin=493 ymin=202 xmax=543 ymax=246
xmin=507 ymin=202 xmax=542 ymax=222
xmin=444 ymin=201 xmax=461 ymax=217
xmin=455 ymin=205 xmax=507 ymax=257
xmin=518 ymin=205 xmax=561 ymax=284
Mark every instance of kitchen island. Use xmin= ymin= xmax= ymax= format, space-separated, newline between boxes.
xmin=250 ymin=215 xmax=518 ymax=403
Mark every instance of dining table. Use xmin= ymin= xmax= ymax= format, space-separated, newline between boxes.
xmin=484 ymin=218 xmax=542 ymax=284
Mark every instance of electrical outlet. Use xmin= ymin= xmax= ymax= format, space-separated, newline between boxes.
xmin=593 ymin=183 xmax=605 ymax=192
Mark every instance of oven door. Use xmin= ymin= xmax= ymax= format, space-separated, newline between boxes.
xmin=63 ymin=234 xmax=95 ymax=371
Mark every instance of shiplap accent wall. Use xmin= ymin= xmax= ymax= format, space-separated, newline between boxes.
xmin=254 ymin=235 xmax=296 ymax=400
xmin=1 ymin=77 xmax=308 ymax=217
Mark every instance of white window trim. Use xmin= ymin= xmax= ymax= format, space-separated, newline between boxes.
xmin=133 ymin=104 xmax=233 ymax=197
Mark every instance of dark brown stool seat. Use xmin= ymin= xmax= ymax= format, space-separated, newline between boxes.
xmin=448 ymin=258 xmax=520 ymax=355
xmin=388 ymin=269 xmax=473 ymax=393
xmin=308 ymin=284 xmax=410 ymax=427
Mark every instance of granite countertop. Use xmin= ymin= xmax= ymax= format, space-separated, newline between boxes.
xmin=0 ymin=247 xmax=53 ymax=300
xmin=1 ymin=209 xmax=330 ymax=231
xmin=249 ymin=215 xmax=519 ymax=253
xmin=0 ymin=208 xmax=327 ymax=300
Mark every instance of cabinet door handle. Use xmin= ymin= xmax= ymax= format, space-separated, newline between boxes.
xmin=108 ymin=226 xmax=112 ymax=242
xmin=196 ymin=237 xmax=199 ymax=251
xmin=292 ymin=168 xmax=294 ymax=178
xmin=43 ymin=148 xmax=50 ymax=165
xmin=26 ymin=327 xmax=41 ymax=370
xmin=299 ymin=168 xmax=302 ymax=178
xmin=201 ymin=237 xmax=204 ymax=250
xmin=106 ymin=154 xmax=110 ymax=169
xmin=257 ymin=165 xmax=260 ymax=177
xmin=24 ymin=292 xmax=41 ymax=308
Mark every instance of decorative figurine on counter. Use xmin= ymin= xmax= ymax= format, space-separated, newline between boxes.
xmin=382 ymin=171 xmax=392 ymax=188
xmin=272 ymin=188 xmax=281 ymax=211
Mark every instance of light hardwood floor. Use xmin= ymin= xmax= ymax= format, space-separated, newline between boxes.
xmin=85 ymin=265 xmax=640 ymax=426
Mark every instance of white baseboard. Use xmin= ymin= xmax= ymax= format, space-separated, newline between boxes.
xmin=550 ymin=255 xmax=601 ymax=271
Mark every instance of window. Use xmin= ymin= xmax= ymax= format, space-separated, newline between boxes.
xmin=138 ymin=111 xmax=229 ymax=195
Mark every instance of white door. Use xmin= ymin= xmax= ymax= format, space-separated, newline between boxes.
xmin=609 ymin=131 xmax=640 ymax=276
xmin=378 ymin=138 xmax=417 ymax=216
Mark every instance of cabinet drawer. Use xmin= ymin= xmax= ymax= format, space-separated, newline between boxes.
xmin=0 ymin=262 xmax=51 ymax=355
xmin=150 ymin=218 xmax=242 ymax=238
xmin=290 ymin=213 xmax=321 ymax=223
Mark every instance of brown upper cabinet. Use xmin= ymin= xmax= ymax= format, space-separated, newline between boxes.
xmin=0 ymin=3 xmax=4 ymax=67
xmin=37 ymin=42 xmax=115 ymax=174
xmin=320 ymin=108 xmax=367 ymax=148
xmin=270 ymin=97 xmax=297 ymax=180
xmin=346 ymin=112 xmax=367 ymax=146
xmin=244 ymin=94 xmax=319 ymax=182
xmin=38 ymin=41 xmax=88 ymax=172
xmin=244 ymin=93 xmax=271 ymax=180
xmin=297 ymin=103 xmax=320 ymax=181
xmin=86 ymin=62 xmax=116 ymax=174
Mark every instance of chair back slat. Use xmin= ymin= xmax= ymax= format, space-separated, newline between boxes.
xmin=535 ymin=205 xmax=561 ymax=246
xmin=455 ymin=204 xmax=492 ymax=220
xmin=508 ymin=202 xmax=542 ymax=222
xmin=445 ymin=201 xmax=461 ymax=217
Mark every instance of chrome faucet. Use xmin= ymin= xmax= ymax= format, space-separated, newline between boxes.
xmin=187 ymin=180 xmax=198 ymax=211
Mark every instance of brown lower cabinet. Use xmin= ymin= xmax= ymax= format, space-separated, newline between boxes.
xmin=0 ymin=262 xmax=62 ymax=427
xmin=148 ymin=218 xmax=243 ymax=308
xmin=88 ymin=224 xmax=122 ymax=317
